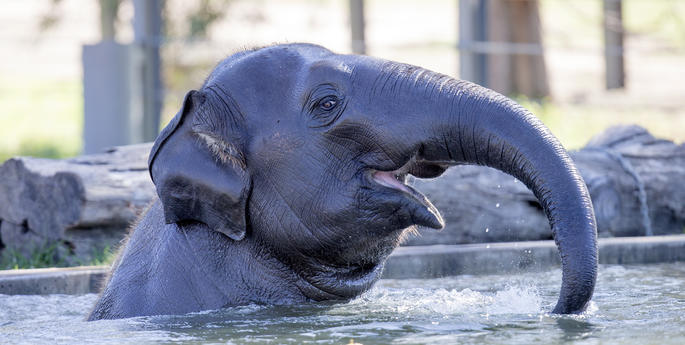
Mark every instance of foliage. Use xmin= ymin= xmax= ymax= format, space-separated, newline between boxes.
xmin=0 ymin=140 xmax=76 ymax=164
xmin=514 ymin=96 xmax=685 ymax=149
xmin=38 ymin=0 xmax=234 ymax=40
xmin=186 ymin=0 xmax=235 ymax=38
xmin=0 ymin=242 xmax=65 ymax=270
xmin=0 ymin=242 xmax=116 ymax=270
xmin=38 ymin=0 xmax=64 ymax=32
xmin=81 ymin=245 xmax=117 ymax=267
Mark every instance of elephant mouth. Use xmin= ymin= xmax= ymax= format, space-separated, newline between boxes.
xmin=366 ymin=153 xmax=449 ymax=230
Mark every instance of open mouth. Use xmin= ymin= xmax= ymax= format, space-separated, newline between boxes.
xmin=372 ymin=169 xmax=411 ymax=193
xmin=370 ymin=154 xmax=450 ymax=193
xmin=367 ymin=154 xmax=449 ymax=230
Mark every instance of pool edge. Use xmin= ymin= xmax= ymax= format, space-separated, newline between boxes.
xmin=2 ymin=235 xmax=685 ymax=294
xmin=384 ymin=234 xmax=685 ymax=278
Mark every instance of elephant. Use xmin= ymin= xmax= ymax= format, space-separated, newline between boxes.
xmin=88 ymin=43 xmax=597 ymax=320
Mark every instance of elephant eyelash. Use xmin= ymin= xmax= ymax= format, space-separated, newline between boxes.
xmin=308 ymin=101 xmax=345 ymax=128
xmin=315 ymin=95 xmax=339 ymax=111
xmin=302 ymin=84 xmax=346 ymax=128
xmin=304 ymin=84 xmax=342 ymax=111
xmin=195 ymin=132 xmax=246 ymax=169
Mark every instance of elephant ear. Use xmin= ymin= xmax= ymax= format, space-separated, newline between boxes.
xmin=148 ymin=90 xmax=250 ymax=241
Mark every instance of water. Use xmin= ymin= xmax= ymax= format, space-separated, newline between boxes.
xmin=1 ymin=263 xmax=684 ymax=344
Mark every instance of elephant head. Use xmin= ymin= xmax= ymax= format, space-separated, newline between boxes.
xmin=148 ymin=43 xmax=597 ymax=314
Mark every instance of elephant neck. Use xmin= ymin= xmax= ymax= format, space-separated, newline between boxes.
xmin=270 ymin=248 xmax=389 ymax=302
xmin=178 ymin=223 xmax=382 ymax=305
xmin=169 ymin=205 xmax=390 ymax=304
xmin=178 ymin=224 xmax=317 ymax=305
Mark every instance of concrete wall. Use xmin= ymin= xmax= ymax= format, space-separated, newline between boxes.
xmin=2 ymin=234 xmax=684 ymax=295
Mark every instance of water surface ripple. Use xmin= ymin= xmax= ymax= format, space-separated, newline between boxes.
xmin=1 ymin=263 xmax=684 ymax=344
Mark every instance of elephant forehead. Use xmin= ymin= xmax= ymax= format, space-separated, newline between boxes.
xmin=306 ymin=59 xmax=354 ymax=77
xmin=208 ymin=44 xmax=339 ymax=81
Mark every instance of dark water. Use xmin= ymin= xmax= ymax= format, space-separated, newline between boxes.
xmin=1 ymin=263 xmax=684 ymax=344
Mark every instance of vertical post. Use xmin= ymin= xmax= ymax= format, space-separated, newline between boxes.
xmin=458 ymin=0 xmax=488 ymax=86
xmin=133 ymin=0 xmax=164 ymax=141
xmin=486 ymin=0 xmax=512 ymax=94
xmin=604 ymin=0 xmax=625 ymax=89
xmin=99 ymin=0 xmax=119 ymax=40
xmin=507 ymin=0 xmax=549 ymax=98
xmin=83 ymin=1 xmax=128 ymax=154
xmin=349 ymin=0 xmax=366 ymax=54
xmin=83 ymin=42 xmax=133 ymax=154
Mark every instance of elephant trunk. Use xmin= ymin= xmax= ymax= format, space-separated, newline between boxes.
xmin=405 ymin=72 xmax=598 ymax=314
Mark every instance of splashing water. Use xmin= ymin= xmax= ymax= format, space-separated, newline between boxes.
xmin=1 ymin=264 xmax=684 ymax=345
xmin=349 ymin=284 xmax=541 ymax=317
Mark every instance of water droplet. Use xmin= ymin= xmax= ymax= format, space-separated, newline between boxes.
xmin=495 ymin=203 xmax=500 ymax=208
xmin=485 ymin=228 xmax=489 ymax=233
xmin=497 ymin=184 xmax=501 ymax=189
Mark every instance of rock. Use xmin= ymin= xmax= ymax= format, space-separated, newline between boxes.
xmin=0 ymin=144 xmax=155 ymax=264
xmin=578 ymin=125 xmax=685 ymax=237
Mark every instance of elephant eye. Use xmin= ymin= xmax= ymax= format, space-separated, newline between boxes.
xmin=318 ymin=96 xmax=338 ymax=111
xmin=305 ymin=84 xmax=345 ymax=128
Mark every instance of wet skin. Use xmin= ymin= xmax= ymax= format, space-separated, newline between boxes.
xmin=88 ymin=43 xmax=597 ymax=320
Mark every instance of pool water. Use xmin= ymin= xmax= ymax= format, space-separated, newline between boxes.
xmin=1 ymin=263 xmax=684 ymax=344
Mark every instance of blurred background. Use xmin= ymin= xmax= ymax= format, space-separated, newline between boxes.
xmin=1 ymin=0 xmax=684 ymax=162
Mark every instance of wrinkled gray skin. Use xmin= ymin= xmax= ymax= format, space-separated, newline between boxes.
xmin=89 ymin=43 xmax=597 ymax=320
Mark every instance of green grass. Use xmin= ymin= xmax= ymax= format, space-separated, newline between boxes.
xmin=515 ymin=96 xmax=685 ymax=149
xmin=0 ymin=242 xmax=65 ymax=270
xmin=0 ymin=242 xmax=116 ymax=270
xmin=0 ymin=78 xmax=82 ymax=163
xmin=624 ymin=0 xmax=685 ymax=50
xmin=81 ymin=245 xmax=117 ymax=267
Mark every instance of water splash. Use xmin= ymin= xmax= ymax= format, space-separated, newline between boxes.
xmin=351 ymin=284 xmax=542 ymax=317
xmin=488 ymin=285 xmax=542 ymax=314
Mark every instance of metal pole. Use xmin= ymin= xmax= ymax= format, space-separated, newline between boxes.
xmin=349 ymin=0 xmax=366 ymax=54
xmin=133 ymin=0 xmax=164 ymax=141
xmin=604 ymin=0 xmax=625 ymax=89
